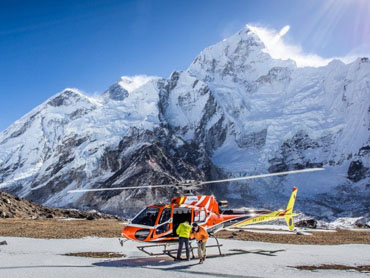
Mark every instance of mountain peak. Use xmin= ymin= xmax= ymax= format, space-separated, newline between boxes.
xmin=103 ymin=75 xmax=161 ymax=102
xmin=118 ymin=75 xmax=160 ymax=93
xmin=231 ymin=25 xmax=264 ymax=46
xmin=187 ymin=25 xmax=293 ymax=85
xmin=47 ymin=88 xmax=85 ymax=107
xmin=102 ymin=83 xmax=128 ymax=101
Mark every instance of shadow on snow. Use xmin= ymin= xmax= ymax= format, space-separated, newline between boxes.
xmin=92 ymin=248 xmax=286 ymax=278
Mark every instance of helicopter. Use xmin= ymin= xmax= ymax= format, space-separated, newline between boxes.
xmin=68 ymin=168 xmax=323 ymax=257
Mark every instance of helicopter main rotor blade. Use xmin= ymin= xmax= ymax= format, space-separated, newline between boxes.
xmin=67 ymin=167 xmax=324 ymax=193
xmin=198 ymin=167 xmax=324 ymax=185
xmin=68 ymin=184 xmax=174 ymax=193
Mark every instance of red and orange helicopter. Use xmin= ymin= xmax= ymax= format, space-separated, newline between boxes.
xmin=68 ymin=168 xmax=323 ymax=257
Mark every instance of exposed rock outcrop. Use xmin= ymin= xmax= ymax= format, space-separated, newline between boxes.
xmin=0 ymin=191 xmax=118 ymax=220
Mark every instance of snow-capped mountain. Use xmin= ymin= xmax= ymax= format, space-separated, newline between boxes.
xmin=1 ymin=26 xmax=369 ymax=219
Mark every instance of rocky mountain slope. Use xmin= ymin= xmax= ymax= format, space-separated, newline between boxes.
xmin=0 ymin=26 xmax=369 ymax=219
xmin=0 ymin=190 xmax=118 ymax=219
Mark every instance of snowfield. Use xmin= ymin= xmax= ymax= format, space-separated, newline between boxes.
xmin=0 ymin=236 xmax=369 ymax=278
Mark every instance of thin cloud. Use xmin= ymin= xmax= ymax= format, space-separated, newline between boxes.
xmin=247 ymin=24 xmax=368 ymax=68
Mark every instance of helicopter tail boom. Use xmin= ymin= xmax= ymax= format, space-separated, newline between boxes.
xmin=230 ymin=187 xmax=298 ymax=231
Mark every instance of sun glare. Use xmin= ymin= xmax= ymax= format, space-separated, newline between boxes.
xmin=279 ymin=25 xmax=290 ymax=37
xmin=247 ymin=24 xmax=333 ymax=67
xmin=247 ymin=0 xmax=370 ymax=70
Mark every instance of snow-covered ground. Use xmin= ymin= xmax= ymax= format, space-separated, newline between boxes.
xmin=0 ymin=236 xmax=369 ymax=278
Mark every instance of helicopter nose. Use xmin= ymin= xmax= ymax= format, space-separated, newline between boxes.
xmin=121 ymin=226 xmax=131 ymax=239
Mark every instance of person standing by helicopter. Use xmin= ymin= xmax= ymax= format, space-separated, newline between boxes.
xmin=175 ymin=220 xmax=192 ymax=261
xmin=190 ymin=223 xmax=209 ymax=264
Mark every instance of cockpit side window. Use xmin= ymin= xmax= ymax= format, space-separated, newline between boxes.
xmin=156 ymin=207 xmax=172 ymax=235
xmin=159 ymin=207 xmax=171 ymax=224
xmin=131 ymin=207 xmax=159 ymax=226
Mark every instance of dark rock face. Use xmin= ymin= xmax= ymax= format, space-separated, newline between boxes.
xmin=0 ymin=190 xmax=118 ymax=219
xmin=268 ymin=130 xmax=325 ymax=173
xmin=203 ymin=115 xmax=227 ymax=153
xmin=348 ymin=160 xmax=369 ymax=182
xmin=295 ymin=219 xmax=318 ymax=229
xmin=8 ymin=112 xmax=40 ymax=139
xmin=359 ymin=145 xmax=370 ymax=156
xmin=103 ymin=83 xmax=129 ymax=101
xmin=313 ymin=185 xmax=370 ymax=219
xmin=23 ymin=136 xmax=90 ymax=204
xmin=257 ymin=67 xmax=292 ymax=84
xmin=77 ymin=129 xmax=213 ymax=216
xmin=236 ymin=129 xmax=267 ymax=149
xmin=7 ymin=121 xmax=217 ymax=217
xmin=355 ymin=217 xmax=370 ymax=228
xmin=166 ymin=71 xmax=181 ymax=91
xmin=48 ymin=90 xmax=82 ymax=107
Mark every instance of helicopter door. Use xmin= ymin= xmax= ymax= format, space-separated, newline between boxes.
xmin=172 ymin=207 xmax=192 ymax=236
xmin=155 ymin=207 xmax=172 ymax=235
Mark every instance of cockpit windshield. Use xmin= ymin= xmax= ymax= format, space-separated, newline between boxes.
xmin=131 ymin=207 xmax=159 ymax=226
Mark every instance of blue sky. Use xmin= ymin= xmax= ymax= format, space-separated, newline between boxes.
xmin=0 ymin=0 xmax=369 ymax=131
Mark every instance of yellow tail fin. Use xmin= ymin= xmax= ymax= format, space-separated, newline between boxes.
xmin=286 ymin=187 xmax=298 ymax=213
xmin=284 ymin=187 xmax=298 ymax=231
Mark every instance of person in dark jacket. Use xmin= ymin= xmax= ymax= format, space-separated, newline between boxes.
xmin=175 ymin=221 xmax=192 ymax=260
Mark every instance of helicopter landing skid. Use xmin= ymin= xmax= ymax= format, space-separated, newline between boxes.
xmin=136 ymin=235 xmax=223 ymax=259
